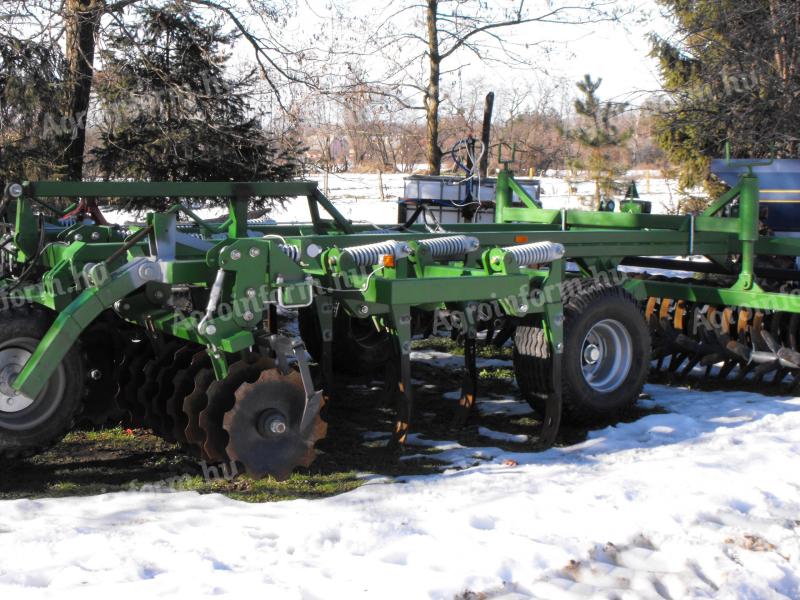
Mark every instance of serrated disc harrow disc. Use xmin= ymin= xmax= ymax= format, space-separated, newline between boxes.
xmin=199 ymin=356 xmax=274 ymax=463
xmin=79 ymin=324 xmax=127 ymax=426
xmin=167 ymin=351 xmax=211 ymax=444
xmin=138 ymin=341 xmax=183 ymax=438
xmin=183 ymin=367 xmax=216 ymax=456
xmin=118 ymin=342 xmax=155 ymax=426
xmin=148 ymin=345 xmax=196 ymax=443
xmin=223 ymin=368 xmax=327 ymax=480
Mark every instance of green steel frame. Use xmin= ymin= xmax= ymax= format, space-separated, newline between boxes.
xmin=3 ymin=164 xmax=800 ymax=447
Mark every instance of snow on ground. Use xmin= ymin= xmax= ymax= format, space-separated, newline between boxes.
xmin=2 ymin=383 xmax=800 ymax=599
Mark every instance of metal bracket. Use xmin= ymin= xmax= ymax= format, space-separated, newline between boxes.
xmin=276 ymin=275 xmax=314 ymax=309
xmin=268 ymin=334 xmax=322 ymax=433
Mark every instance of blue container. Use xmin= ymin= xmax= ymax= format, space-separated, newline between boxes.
xmin=711 ymin=159 xmax=800 ymax=234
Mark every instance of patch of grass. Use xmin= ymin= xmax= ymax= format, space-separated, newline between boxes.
xmin=0 ymin=342 xmax=669 ymax=503
xmin=478 ymin=367 xmax=515 ymax=380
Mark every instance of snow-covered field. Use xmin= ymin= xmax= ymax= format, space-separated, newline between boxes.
xmin=6 ymin=173 xmax=798 ymax=598
xmin=1 ymin=381 xmax=799 ymax=599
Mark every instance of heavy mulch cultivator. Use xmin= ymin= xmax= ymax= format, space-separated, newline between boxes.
xmin=2 ymin=159 xmax=800 ymax=479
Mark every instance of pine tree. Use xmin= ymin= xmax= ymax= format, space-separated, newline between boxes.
xmin=92 ymin=2 xmax=302 ymax=210
xmin=0 ymin=36 xmax=68 ymax=188
xmin=563 ymin=75 xmax=631 ymax=210
xmin=652 ymin=0 xmax=800 ymax=193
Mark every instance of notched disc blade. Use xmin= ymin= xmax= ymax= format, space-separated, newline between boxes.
xmin=223 ymin=368 xmax=327 ymax=481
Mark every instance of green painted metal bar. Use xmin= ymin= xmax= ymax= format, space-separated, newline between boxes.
xmin=23 ymin=181 xmax=318 ymax=198
xmin=13 ymin=259 xmax=155 ymax=399
xmin=625 ymin=278 xmax=800 ymax=313
xmin=701 ymin=183 xmax=741 ymax=217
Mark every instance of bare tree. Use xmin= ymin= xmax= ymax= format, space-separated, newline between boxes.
xmin=322 ymin=0 xmax=626 ymax=175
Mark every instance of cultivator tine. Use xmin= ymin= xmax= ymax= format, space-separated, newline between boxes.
xmin=452 ymin=334 xmax=478 ymax=428
xmin=389 ymin=353 xmax=413 ymax=449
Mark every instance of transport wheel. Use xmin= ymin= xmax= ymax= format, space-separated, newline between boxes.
xmin=298 ymin=302 xmax=394 ymax=375
xmin=514 ymin=281 xmax=650 ymax=424
xmin=0 ymin=306 xmax=85 ymax=458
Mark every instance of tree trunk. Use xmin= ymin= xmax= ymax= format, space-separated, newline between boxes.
xmin=64 ymin=0 xmax=102 ymax=181
xmin=425 ymin=0 xmax=442 ymax=175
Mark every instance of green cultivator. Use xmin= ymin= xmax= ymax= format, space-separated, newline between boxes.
xmin=2 ymin=160 xmax=800 ymax=479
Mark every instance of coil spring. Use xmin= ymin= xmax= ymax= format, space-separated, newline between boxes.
xmin=342 ymin=240 xmax=411 ymax=267
xmin=279 ymin=243 xmax=301 ymax=263
xmin=418 ymin=235 xmax=480 ymax=258
xmin=503 ymin=241 xmax=565 ymax=266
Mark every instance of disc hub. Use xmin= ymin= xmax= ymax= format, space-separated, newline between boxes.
xmin=258 ymin=410 xmax=288 ymax=437
xmin=583 ymin=344 xmax=601 ymax=364
xmin=0 ymin=348 xmax=34 ymax=413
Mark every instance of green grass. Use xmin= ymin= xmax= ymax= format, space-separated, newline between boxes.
xmin=0 ymin=336 xmax=665 ymax=503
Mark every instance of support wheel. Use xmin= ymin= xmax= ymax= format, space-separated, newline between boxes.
xmin=0 ymin=306 xmax=85 ymax=458
xmin=514 ymin=281 xmax=650 ymax=424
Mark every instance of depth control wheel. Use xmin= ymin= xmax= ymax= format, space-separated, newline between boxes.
xmin=0 ymin=306 xmax=85 ymax=457
xmin=514 ymin=281 xmax=650 ymax=424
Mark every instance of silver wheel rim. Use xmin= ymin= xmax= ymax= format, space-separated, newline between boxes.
xmin=580 ymin=319 xmax=633 ymax=393
xmin=0 ymin=347 xmax=35 ymax=413
xmin=0 ymin=336 xmax=67 ymax=431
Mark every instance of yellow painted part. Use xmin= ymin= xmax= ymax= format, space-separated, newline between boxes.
xmin=659 ymin=298 xmax=672 ymax=321
xmin=645 ymin=297 xmax=658 ymax=320
xmin=674 ymin=301 xmax=686 ymax=331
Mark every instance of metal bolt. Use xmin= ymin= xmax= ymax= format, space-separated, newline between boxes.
xmin=74 ymin=234 xmax=83 ymax=241
xmin=154 ymin=290 xmax=165 ymax=300
xmin=492 ymin=256 xmax=502 ymax=265
xmin=306 ymin=244 xmax=323 ymax=259
xmin=249 ymin=247 xmax=261 ymax=258
xmin=359 ymin=305 xmax=369 ymax=315
xmin=519 ymin=304 xmax=529 ymax=313
xmin=269 ymin=417 xmax=287 ymax=434
xmin=7 ymin=183 xmax=23 ymax=198
xmin=554 ymin=314 xmax=564 ymax=326
xmin=89 ymin=369 xmax=102 ymax=381
xmin=556 ymin=343 xmax=564 ymax=352
xmin=230 ymin=249 xmax=242 ymax=260
xmin=243 ymin=311 xmax=255 ymax=321
xmin=139 ymin=264 xmax=157 ymax=280
xmin=91 ymin=231 xmax=101 ymax=241
xmin=246 ymin=288 xmax=257 ymax=298
xmin=206 ymin=324 xmax=217 ymax=335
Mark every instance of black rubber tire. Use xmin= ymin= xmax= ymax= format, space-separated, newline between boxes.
xmin=0 ymin=305 xmax=85 ymax=458
xmin=513 ymin=279 xmax=651 ymax=424
xmin=298 ymin=302 xmax=394 ymax=376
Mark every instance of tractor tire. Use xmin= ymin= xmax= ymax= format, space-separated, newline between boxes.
xmin=514 ymin=280 xmax=650 ymax=424
xmin=298 ymin=302 xmax=394 ymax=376
xmin=0 ymin=305 xmax=85 ymax=458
